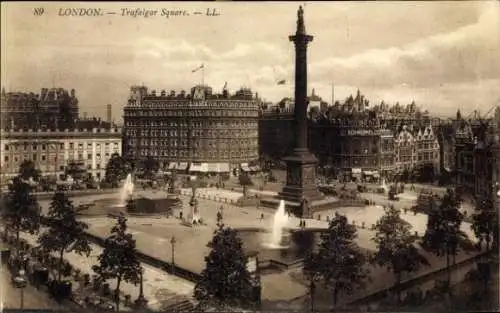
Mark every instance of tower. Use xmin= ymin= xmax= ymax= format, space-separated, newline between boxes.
xmin=279 ymin=6 xmax=323 ymax=217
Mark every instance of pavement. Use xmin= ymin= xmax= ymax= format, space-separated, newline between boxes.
xmin=12 ymin=228 xmax=194 ymax=311
xmin=29 ymin=183 xmax=483 ymax=310
xmin=0 ymin=264 xmax=66 ymax=310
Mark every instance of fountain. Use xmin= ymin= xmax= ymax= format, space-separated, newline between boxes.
xmin=265 ymin=200 xmax=290 ymax=248
xmin=379 ymin=178 xmax=388 ymax=193
xmin=119 ymin=174 xmax=134 ymax=207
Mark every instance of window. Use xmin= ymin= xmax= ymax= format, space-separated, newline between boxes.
xmin=4 ymin=156 xmax=8 ymax=162
xmin=59 ymin=166 xmax=64 ymax=171
xmin=42 ymin=155 xmax=46 ymax=161
xmin=87 ymin=153 xmax=92 ymax=159
xmin=42 ymin=145 xmax=46 ymax=150
xmin=33 ymin=154 xmax=37 ymax=161
xmin=69 ymin=143 xmax=74 ymax=149
xmin=4 ymin=145 xmax=8 ymax=151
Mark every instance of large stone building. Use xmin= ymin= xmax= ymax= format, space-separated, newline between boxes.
xmin=0 ymin=87 xmax=79 ymax=130
xmin=0 ymin=123 xmax=122 ymax=182
xmin=123 ymin=84 xmax=260 ymax=174
xmin=309 ymin=117 xmax=393 ymax=181
xmin=259 ymin=92 xmax=444 ymax=181
xmin=455 ymin=107 xmax=500 ymax=199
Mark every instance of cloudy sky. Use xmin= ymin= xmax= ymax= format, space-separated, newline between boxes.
xmin=2 ymin=1 xmax=499 ymax=121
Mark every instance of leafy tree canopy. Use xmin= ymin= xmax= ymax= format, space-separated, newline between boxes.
xmin=38 ymin=191 xmax=91 ymax=281
xmin=194 ymin=224 xmax=252 ymax=309
xmin=422 ymin=188 xmax=469 ymax=256
xmin=19 ymin=160 xmax=41 ymax=181
xmin=104 ymin=153 xmax=132 ymax=185
xmin=92 ymin=214 xmax=142 ymax=286
xmin=304 ymin=214 xmax=369 ymax=306
xmin=372 ymin=205 xmax=429 ymax=278
xmin=2 ymin=176 xmax=41 ymax=237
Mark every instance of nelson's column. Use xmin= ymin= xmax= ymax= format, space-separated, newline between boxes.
xmin=279 ymin=6 xmax=325 ymax=217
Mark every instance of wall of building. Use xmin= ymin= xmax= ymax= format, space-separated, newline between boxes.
xmin=123 ymin=85 xmax=260 ymax=170
xmin=0 ymin=127 xmax=122 ymax=181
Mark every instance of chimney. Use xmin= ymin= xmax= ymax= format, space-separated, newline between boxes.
xmin=106 ymin=104 xmax=112 ymax=123
xmin=83 ymin=112 xmax=88 ymax=119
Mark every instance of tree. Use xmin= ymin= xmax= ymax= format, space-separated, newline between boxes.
xmin=65 ymin=161 xmax=88 ymax=181
xmin=141 ymin=156 xmax=159 ymax=180
xmin=93 ymin=214 xmax=142 ymax=312
xmin=37 ymin=190 xmax=91 ymax=282
xmin=372 ymin=205 xmax=429 ymax=307
xmin=303 ymin=214 xmax=369 ymax=308
xmin=104 ymin=153 xmax=130 ymax=187
xmin=471 ymin=197 xmax=497 ymax=251
xmin=422 ymin=188 xmax=468 ymax=285
xmin=1 ymin=177 xmax=41 ymax=256
xmin=194 ymin=224 xmax=252 ymax=310
xmin=18 ymin=160 xmax=41 ymax=181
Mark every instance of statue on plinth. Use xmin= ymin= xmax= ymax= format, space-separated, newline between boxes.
xmin=185 ymin=188 xmax=201 ymax=225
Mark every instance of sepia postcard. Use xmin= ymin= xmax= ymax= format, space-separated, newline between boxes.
xmin=1 ymin=1 xmax=499 ymax=312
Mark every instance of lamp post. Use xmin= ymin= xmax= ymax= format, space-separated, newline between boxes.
xmin=170 ymin=236 xmax=176 ymax=275
xmin=134 ymin=267 xmax=148 ymax=308
xmin=13 ymin=269 xmax=27 ymax=309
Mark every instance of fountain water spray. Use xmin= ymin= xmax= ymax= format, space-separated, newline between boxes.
xmin=119 ymin=174 xmax=134 ymax=207
xmin=267 ymin=200 xmax=289 ymax=248
xmin=380 ymin=178 xmax=388 ymax=193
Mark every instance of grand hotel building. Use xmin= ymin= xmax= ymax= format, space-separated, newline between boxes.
xmin=122 ymin=85 xmax=260 ymax=174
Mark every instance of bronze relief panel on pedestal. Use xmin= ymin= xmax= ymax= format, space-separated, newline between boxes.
xmin=302 ymin=166 xmax=315 ymax=185
xmin=287 ymin=167 xmax=301 ymax=186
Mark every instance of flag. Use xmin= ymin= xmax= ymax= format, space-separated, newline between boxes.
xmin=277 ymin=79 xmax=286 ymax=85
xmin=192 ymin=64 xmax=204 ymax=73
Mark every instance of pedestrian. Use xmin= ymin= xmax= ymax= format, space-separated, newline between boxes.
xmin=260 ymin=213 xmax=264 ymax=221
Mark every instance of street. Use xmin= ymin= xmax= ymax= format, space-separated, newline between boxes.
xmin=0 ymin=264 xmax=66 ymax=310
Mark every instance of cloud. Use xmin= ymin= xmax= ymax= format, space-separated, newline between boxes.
xmin=2 ymin=1 xmax=498 ymax=120
xmin=309 ymin=2 xmax=500 ymax=89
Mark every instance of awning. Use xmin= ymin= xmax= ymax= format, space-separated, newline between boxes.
xmin=189 ymin=163 xmax=203 ymax=172
xmin=189 ymin=163 xmax=208 ymax=172
xmin=218 ymin=163 xmax=230 ymax=173
xmin=250 ymin=166 xmax=260 ymax=172
xmin=241 ymin=163 xmax=251 ymax=172
xmin=199 ymin=163 xmax=208 ymax=172
xmin=178 ymin=162 xmax=188 ymax=170
xmin=168 ymin=162 xmax=178 ymax=170
xmin=352 ymin=168 xmax=362 ymax=174
xmin=207 ymin=163 xmax=219 ymax=172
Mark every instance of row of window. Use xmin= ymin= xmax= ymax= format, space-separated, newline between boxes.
xmin=125 ymin=120 xmax=259 ymax=128
xmin=124 ymin=110 xmax=258 ymax=118
xmin=135 ymin=149 xmax=258 ymax=158
xmin=2 ymin=142 xmax=120 ymax=151
xmin=127 ymin=139 xmax=258 ymax=148
xmin=126 ymin=101 xmax=258 ymax=110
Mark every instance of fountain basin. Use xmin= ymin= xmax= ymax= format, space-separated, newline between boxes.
xmin=235 ymin=227 xmax=325 ymax=273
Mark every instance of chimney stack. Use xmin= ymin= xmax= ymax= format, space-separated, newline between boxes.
xmin=106 ymin=104 xmax=112 ymax=123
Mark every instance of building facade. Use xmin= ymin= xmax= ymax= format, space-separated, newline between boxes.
xmin=0 ymin=87 xmax=79 ymax=130
xmin=258 ymin=108 xmax=294 ymax=161
xmin=0 ymin=126 xmax=122 ymax=182
xmin=123 ymin=85 xmax=260 ymax=174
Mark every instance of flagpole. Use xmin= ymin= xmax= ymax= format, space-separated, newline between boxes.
xmin=201 ymin=64 xmax=205 ymax=86
xmin=331 ymin=83 xmax=334 ymax=106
